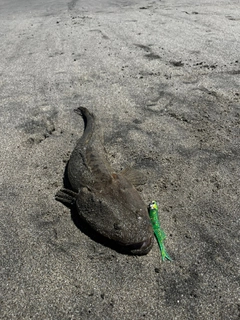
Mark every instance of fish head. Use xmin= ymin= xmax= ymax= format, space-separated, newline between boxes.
xmin=75 ymin=175 xmax=154 ymax=255
xmin=149 ymin=200 xmax=159 ymax=211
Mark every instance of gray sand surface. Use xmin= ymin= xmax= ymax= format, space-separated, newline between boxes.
xmin=1 ymin=1 xmax=239 ymax=319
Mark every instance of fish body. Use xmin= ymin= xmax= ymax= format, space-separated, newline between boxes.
xmin=56 ymin=107 xmax=153 ymax=255
xmin=148 ymin=201 xmax=171 ymax=261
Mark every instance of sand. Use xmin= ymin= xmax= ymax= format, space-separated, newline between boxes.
xmin=1 ymin=1 xmax=239 ymax=319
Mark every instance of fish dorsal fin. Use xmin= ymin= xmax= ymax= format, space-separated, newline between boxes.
xmin=121 ymin=167 xmax=147 ymax=186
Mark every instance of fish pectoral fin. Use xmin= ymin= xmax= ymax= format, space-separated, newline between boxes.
xmin=55 ymin=188 xmax=78 ymax=206
xmin=121 ymin=166 xmax=147 ymax=186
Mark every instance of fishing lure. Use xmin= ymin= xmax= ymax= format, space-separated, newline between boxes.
xmin=148 ymin=200 xmax=172 ymax=261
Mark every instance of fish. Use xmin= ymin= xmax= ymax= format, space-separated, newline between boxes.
xmin=148 ymin=201 xmax=171 ymax=261
xmin=55 ymin=107 xmax=154 ymax=255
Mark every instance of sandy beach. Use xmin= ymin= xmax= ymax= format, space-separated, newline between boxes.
xmin=1 ymin=1 xmax=239 ymax=319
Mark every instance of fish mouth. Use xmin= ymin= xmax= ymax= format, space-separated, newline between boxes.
xmin=123 ymin=236 xmax=154 ymax=255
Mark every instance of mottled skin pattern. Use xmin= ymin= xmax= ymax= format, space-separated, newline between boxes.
xmin=56 ymin=107 xmax=153 ymax=255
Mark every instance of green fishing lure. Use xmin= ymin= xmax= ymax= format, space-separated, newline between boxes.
xmin=148 ymin=201 xmax=172 ymax=261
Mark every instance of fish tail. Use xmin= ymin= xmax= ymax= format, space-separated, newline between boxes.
xmin=154 ymin=229 xmax=172 ymax=261
xmin=159 ymin=242 xmax=172 ymax=261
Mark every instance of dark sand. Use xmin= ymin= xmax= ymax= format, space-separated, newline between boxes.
xmin=1 ymin=1 xmax=239 ymax=319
